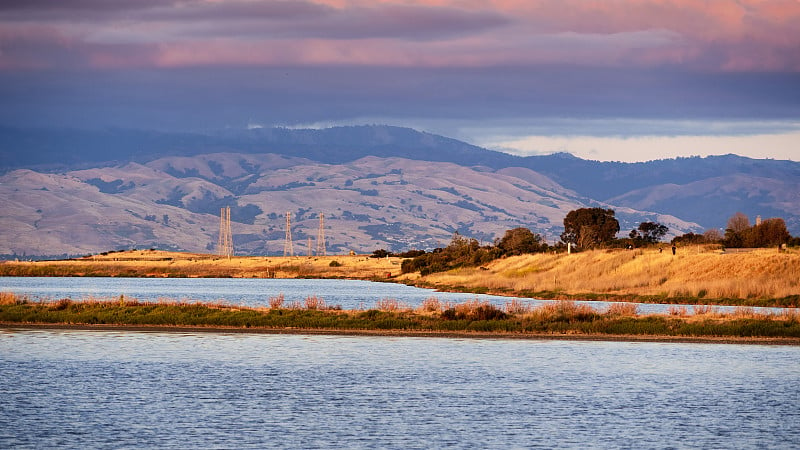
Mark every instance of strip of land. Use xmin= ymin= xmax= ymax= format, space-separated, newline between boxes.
xmin=1 ymin=294 xmax=798 ymax=344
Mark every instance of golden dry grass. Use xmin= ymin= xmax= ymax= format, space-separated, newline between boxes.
xmin=1 ymin=250 xmax=406 ymax=279
xmin=422 ymin=246 xmax=800 ymax=301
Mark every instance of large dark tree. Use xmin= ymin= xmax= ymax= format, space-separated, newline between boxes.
xmin=561 ymin=208 xmax=620 ymax=248
xmin=496 ymin=227 xmax=544 ymax=256
xmin=629 ymin=221 xmax=668 ymax=244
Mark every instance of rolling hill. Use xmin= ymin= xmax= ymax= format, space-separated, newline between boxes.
xmin=1 ymin=125 xmax=797 ymax=256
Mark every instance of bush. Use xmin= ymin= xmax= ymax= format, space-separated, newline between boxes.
xmin=268 ymin=294 xmax=285 ymax=309
xmin=441 ymin=300 xmax=507 ymax=321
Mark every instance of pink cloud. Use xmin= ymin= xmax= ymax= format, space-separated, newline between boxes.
xmin=1 ymin=0 xmax=797 ymax=71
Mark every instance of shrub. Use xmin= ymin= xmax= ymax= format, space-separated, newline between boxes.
xmin=504 ymin=298 xmax=532 ymax=315
xmin=442 ymin=300 xmax=507 ymax=321
xmin=304 ymin=295 xmax=325 ymax=310
xmin=606 ymin=302 xmax=638 ymax=316
xmin=533 ymin=301 xmax=597 ymax=322
xmin=268 ymin=294 xmax=285 ymax=309
xmin=668 ymin=306 xmax=688 ymax=316
xmin=0 ymin=292 xmax=19 ymax=305
xmin=420 ymin=296 xmax=441 ymax=313
xmin=52 ymin=298 xmax=72 ymax=311
xmin=329 ymin=260 xmax=342 ymax=267
xmin=375 ymin=298 xmax=404 ymax=312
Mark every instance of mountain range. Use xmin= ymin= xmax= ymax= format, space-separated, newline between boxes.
xmin=1 ymin=125 xmax=797 ymax=257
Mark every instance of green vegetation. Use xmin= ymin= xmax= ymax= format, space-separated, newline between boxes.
xmin=1 ymin=293 xmax=798 ymax=340
xmin=401 ymin=228 xmax=549 ymax=276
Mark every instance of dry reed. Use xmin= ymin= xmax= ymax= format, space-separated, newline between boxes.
xmin=0 ymin=292 xmax=19 ymax=305
xmin=304 ymin=295 xmax=326 ymax=310
xmin=375 ymin=298 xmax=406 ymax=312
xmin=668 ymin=306 xmax=688 ymax=316
xmin=268 ymin=294 xmax=285 ymax=309
xmin=504 ymin=298 xmax=532 ymax=315
xmin=526 ymin=300 xmax=597 ymax=321
xmin=419 ymin=296 xmax=442 ymax=313
xmin=605 ymin=302 xmax=639 ymax=316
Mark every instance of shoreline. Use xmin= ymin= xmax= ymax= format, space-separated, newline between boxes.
xmin=3 ymin=322 xmax=799 ymax=346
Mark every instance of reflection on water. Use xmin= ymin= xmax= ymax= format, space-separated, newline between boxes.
xmin=0 ymin=277 xmax=788 ymax=315
xmin=1 ymin=329 xmax=799 ymax=448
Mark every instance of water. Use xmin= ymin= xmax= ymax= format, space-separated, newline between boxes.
xmin=0 ymin=277 xmax=788 ymax=315
xmin=1 ymin=329 xmax=798 ymax=449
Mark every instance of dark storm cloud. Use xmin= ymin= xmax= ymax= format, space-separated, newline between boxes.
xmin=2 ymin=65 xmax=797 ymax=132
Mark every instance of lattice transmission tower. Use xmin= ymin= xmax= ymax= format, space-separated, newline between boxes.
xmin=283 ymin=211 xmax=294 ymax=256
xmin=317 ymin=213 xmax=326 ymax=256
xmin=217 ymin=206 xmax=233 ymax=258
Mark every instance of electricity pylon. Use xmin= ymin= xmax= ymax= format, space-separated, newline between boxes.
xmin=283 ymin=211 xmax=294 ymax=257
xmin=317 ymin=213 xmax=326 ymax=256
xmin=217 ymin=206 xmax=233 ymax=258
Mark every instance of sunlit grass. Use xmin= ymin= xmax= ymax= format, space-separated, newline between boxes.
xmin=421 ymin=246 xmax=800 ymax=306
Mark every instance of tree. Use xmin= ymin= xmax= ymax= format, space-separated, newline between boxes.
xmin=671 ymin=232 xmax=706 ymax=246
xmin=703 ymin=228 xmax=723 ymax=243
xmin=727 ymin=212 xmax=750 ymax=234
xmin=496 ymin=227 xmax=543 ymax=256
xmin=741 ymin=218 xmax=790 ymax=248
xmin=723 ymin=213 xmax=791 ymax=248
xmin=561 ymin=208 xmax=620 ymax=248
xmin=630 ymin=221 xmax=668 ymax=244
xmin=724 ymin=212 xmax=751 ymax=248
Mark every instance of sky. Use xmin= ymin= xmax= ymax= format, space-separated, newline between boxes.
xmin=0 ymin=0 xmax=799 ymax=162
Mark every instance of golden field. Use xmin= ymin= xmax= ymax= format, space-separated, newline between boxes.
xmin=421 ymin=245 xmax=800 ymax=304
xmin=0 ymin=250 xmax=405 ymax=280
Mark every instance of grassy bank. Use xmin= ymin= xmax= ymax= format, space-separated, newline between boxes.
xmin=2 ymin=293 xmax=799 ymax=342
xmin=419 ymin=246 xmax=800 ymax=307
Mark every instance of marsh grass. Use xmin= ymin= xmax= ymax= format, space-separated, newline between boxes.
xmin=1 ymin=292 xmax=799 ymax=339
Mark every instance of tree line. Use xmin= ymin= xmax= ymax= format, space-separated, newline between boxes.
xmin=384 ymin=208 xmax=796 ymax=275
xmin=672 ymin=212 xmax=797 ymax=248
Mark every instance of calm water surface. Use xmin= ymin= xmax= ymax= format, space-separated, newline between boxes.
xmin=0 ymin=277 xmax=787 ymax=315
xmin=1 ymin=329 xmax=798 ymax=449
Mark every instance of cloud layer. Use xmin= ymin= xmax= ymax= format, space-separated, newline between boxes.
xmin=2 ymin=0 xmax=799 ymax=70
